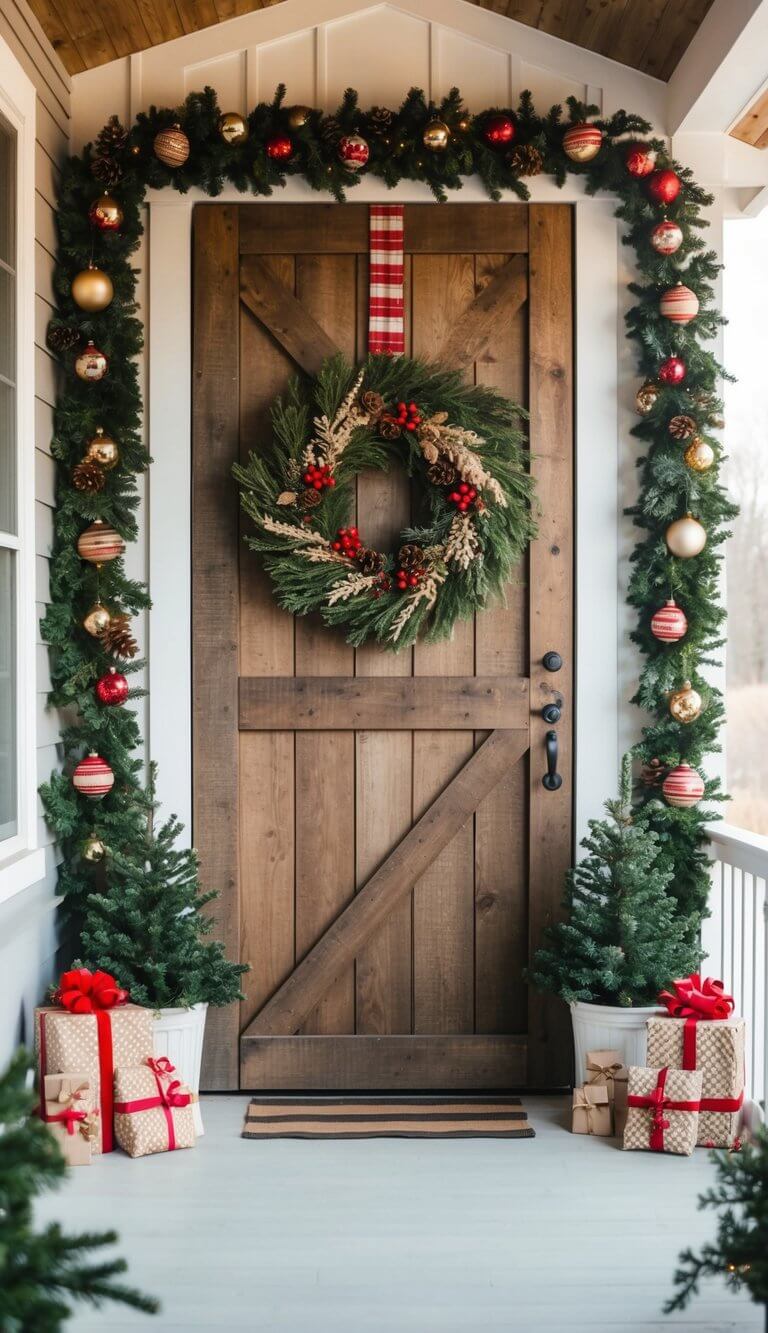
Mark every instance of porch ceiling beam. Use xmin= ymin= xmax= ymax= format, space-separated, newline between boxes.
xmin=239 ymin=674 xmax=530 ymax=730
xmin=668 ymin=0 xmax=768 ymax=134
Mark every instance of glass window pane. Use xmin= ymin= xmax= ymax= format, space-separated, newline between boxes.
xmin=0 ymin=379 xmax=15 ymax=534
xmin=0 ymin=265 xmax=14 ymax=382
xmin=0 ymin=547 xmax=16 ymax=841
xmin=0 ymin=116 xmax=15 ymax=270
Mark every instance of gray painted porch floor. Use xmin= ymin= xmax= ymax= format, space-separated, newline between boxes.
xmin=36 ymin=1094 xmax=762 ymax=1332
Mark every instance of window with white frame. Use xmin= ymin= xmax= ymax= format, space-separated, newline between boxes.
xmin=0 ymin=110 xmax=18 ymax=845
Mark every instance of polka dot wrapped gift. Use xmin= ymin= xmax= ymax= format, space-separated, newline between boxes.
xmin=35 ymin=967 xmax=153 ymax=1154
xmin=623 ymin=1065 xmax=703 ymax=1156
xmin=114 ymin=1056 xmax=196 ymax=1158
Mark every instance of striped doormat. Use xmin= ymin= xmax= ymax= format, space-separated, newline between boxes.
xmin=242 ymin=1095 xmax=534 ymax=1139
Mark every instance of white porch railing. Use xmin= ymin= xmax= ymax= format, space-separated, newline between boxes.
xmin=702 ymin=823 xmax=768 ymax=1112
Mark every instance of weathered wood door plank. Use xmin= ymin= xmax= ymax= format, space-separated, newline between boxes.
xmin=436 ymin=254 xmax=528 ymax=366
xmin=239 ymin=675 xmax=529 ymax=730
xmin=239 ymin=256 xmax=341 ymax=374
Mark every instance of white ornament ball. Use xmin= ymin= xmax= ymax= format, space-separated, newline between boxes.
xmin=666 ymin=513 xmax=706 ymax=559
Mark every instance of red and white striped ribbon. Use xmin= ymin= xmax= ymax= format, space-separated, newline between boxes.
xmin=368 ymin=204 xmax=404 ymax=355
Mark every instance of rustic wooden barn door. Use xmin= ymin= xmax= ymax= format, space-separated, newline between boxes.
xmin=192 ymin=203 xmax=573 ymax=1091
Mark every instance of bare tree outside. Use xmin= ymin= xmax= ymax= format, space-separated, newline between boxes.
xmin=724 ymin=214 xmax=768 ymax=835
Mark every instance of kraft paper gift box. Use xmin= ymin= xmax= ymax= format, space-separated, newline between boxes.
xmin=114 ymin=1058 xmax=196 ymax=1159
xmin=646 ymin=1014 xmax=745 ymax=1148
xmin=623 ymin=1066 xmax=702 ymax=1156
xmin=584 ymin=1049 xmax=629 ymax=1136
xmin=571 ymin=1084 xmax=612 ymax=1136
xmin=36 ymin=1003 xmax=153 ymax=1154
xmin=42 ymin=1074 xmax=99 ymax=1166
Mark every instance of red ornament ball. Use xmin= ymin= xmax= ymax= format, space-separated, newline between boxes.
xmin=658 ymin=356 xmax=686 ymax=386
xmin=338 ymin=134 xmax=370 ymax=169
xmin=647 ymin=169 xmax=681 ymax=205
xmin=266 ymin=135 xmax=294 ymax=161
xmin=650 ymin=219 xmax=683 ymax=255
xmin=625 ymin=144 xmax=656 ymax=177
xmin=72 ymin=752 xmax=114 ymax=801
xmin=95 ymin=667 xmax=129 ymax=706
xmin=662 ymin=762 xmax=705 ymax=809
xmin=650 ymin=599 xmax=688 ymax=643
xmin=484 ymin=114 xmax=515 ymax=146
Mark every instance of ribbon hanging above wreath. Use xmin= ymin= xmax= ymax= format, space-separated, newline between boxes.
xmin=234 ymin=355 xmax=536 ymax=650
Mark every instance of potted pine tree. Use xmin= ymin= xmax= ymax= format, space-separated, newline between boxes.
xmin=529 ymin=755 xmax=701 ymax=1076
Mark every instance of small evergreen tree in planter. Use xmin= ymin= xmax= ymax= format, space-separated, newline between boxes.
xmin=0 ymin=1049 xmax=158 ymax=1329
xmin=529 ymin=755 xmax=701 ymax=1072
xmin=665 ymin=1129 xmax=768 ymax=1332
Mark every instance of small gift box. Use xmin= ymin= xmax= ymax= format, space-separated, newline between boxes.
xmin=42 ymin=1074 xmax=99 ymax=1166
xmin=571 ymin=1084 xmax=612 ymax=1136
xmin=623 ymin=1065 xmax=702 ymax=1156
xmin=648 ymin=975 xmax=745 ymax=1148
xmin=585 ymin=1049 xmax=628 ymax=1136
xmin=36 ymin=968 xmax=153 ymax=1154
xmin=114 ymin=1057 xmax=196 ymax=1158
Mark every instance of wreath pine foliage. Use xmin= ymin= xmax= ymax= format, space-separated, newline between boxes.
xmin=234 ymin=355 xmax=536 ymax=649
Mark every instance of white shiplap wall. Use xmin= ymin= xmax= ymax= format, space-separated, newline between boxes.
xmin=0 ymin=0 xmax=69 ymax=1065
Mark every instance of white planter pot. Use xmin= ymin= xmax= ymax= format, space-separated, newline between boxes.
xmin=151 ymin=1003 xmax=208 ymax=1136
xmin=570 ymin=1000 xmax=661 ymax=1083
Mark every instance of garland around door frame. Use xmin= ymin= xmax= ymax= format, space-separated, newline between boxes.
xmin=41 ymin=83 xmax=735 ymax=972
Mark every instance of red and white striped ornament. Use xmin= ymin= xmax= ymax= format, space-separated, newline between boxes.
xmin=338 ymin=134 xmax=369 ymax=170
xmin=72 ymin=752 xmax=114 ymax=801
xmin=563 ymin=123 xmax=603 ymax=163
xmin=650 ymin=219 xmax=683 ymax=255
xmin=659 ymin=283 xmax=699 ymax=325
xmin=368 ymin=204 xmax=404 ymax=356
xmin=662 ymin=762 xmax=705 ymax=809
xmin=77 ymin=520 xmax=125 ymax=565
xmin=650 ymin=599 xmax=688 ymax=643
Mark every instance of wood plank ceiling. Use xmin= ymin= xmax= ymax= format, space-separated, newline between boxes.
xmin=31 ymin=0 xmax=713 ymax=81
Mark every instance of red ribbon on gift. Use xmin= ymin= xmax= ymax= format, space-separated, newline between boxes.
xmin=114 ymin=1057 xmax=191 ymax=1152
xmin=48 ymin=1106 xmax=88 ymax=1136
xmin=627 ymin=1066 xmax=700 ymax=1151
xmin=657 ymin=974 xmax=743 ymax=1114
xmin=41 ymin=968 xmax=129 ymax=1153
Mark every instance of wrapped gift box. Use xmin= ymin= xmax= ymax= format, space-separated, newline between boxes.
xmin=42 ymin=1074 xmax=98 ymax=1166
xmin=36 ymin=1003 xmax=153 ymax=1154
xmin=571 ymin=1084 xmax=612 ymax=1136
xmin=585 ymin=1049 xmax=628 ymax=1137
xmin=646 ymin=1014 xmax=744 ymax=1148
xmin=114 ymin=1058 xmax=196 ymax=1158
xmin=623 ymin=1066 xmax=702 ymax=1156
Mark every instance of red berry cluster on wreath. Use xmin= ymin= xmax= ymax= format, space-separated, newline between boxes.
xmin=372 ymin=573 xmax=392 ymax=599
xmin=448 ymin=481 xmax=478 ymax=512
xmin=332 ymin=526 xmax=362 ymax=555
xmin=393 ymin=401 xmax=421 ymax=432
xmin=303 ymin=463 xmax=336 ymax=491
xmin=395 ymin=565 xmax=424 ymax=592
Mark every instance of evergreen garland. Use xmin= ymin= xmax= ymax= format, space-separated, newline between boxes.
xmin=41 ymin=83 xmax=733 ymax=988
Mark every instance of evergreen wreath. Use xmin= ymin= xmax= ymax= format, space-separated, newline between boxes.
xmin=39 ymin=80 xmax=736 ymax=997
xmin=234 ymin=355 xmax=535 ymax=649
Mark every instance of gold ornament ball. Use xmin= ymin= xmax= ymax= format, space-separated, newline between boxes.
xmin=86 ymin=426 xmax=120 ymax=470
xmin=154 ymin=124 xmax=190 ymax=168
xmin=666 ymin=512 xmax=707 ymax=559
xmin=456 ymin=116 xmax=471 ymax=133
xmin=82 ymin=601 xmax=111 ymax=637
xmin=669 ymin=680 xmax=703 ymax=724
xmin=684 ymin=437 xmax=715 ymax=473
xmin=286 ymin=104 xmax=312 ymax=129
xmin=635 ymin=380 xmax=659 ymax=415
xmin=71 ymin=265 xmax=114 ymax=313
xmin=218 ymin=112 xmax=249 ymax=145
xmin=82 ymin=833 xmax=106 ymax=862
xmin=423 ymin=119 xmax=450 ymax=152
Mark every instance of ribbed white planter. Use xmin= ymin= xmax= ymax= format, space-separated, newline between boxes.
xmin=570 ymin=1000 xmax=660 ymax=1081
xmin=151 ymin=1003 xmax=208 ymax=1136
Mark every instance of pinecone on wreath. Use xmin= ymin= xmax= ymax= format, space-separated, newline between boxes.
xmin=91 ymin=115 xmax=128 ymax=185
xmin=398 ymin=543 xmax=425 ymax=571
xmin=360 ymin=390 xmax=385 ymax=419
xmin=378 ymin=414 xmax=402 ymax=440
xmin=427 ymin=459 xmax=457 ymax=487
xmin=357 ymin=548 xmax=385 ymax=575
xmin=100 ymin=614 xmax=138 ymax=659
xmin=506 ymin=143 xmax=543 ymax=177
xmin=298 ymin=487 xmax=322 ymax=511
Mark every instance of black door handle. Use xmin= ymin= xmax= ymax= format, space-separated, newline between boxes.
xmin=542 ymin=729 xmax=562 ymax=791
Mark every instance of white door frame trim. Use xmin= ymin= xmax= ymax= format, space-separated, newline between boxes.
xmin=145 ymin=185 xmax=621 ymax=850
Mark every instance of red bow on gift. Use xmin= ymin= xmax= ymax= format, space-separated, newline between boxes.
xmin=50 ymin=1106 xmax=87 ymax=1136
xmin=147 ymin=1058 xmax=191 ymax=1110
xmin=659 ymin=974 xmax=734 ymax=1022
xmin=56 ymin=967 xmax=129 ymax=1013
xmin=647 ymin=1084 xmax=671 ymax=1145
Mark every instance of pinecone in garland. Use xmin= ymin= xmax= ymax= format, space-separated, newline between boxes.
xmin=427 ymin=459 xmax=457 ymax=487
xmin=72 ymin=458 xmax=106 ymax=493
xmin=357 ymin=548 xmax=385 ymax=575
xmin=369 ymin=106 xmax=394 ymax=135
xmin=91 ymin=114 xmax=128 ymax=185
xmin=360 ymin=390 xmax=385 ymax=420
xmin=669 ymin=414 xmax=698 ymax=441
xmin=298 ymin=487 xmax=322 ymax=511
xmin=640 ymin=758 xmax=669 ymax=788
xmin=319 ymin=115 xmax=342 ymax=149
xmin=506 ymin=143 xmax=543 ymax=177
xmin=46 ymin=323 xmax=81 ymax=355
xmin=398 ymin=543 xmax=425 ymax=571
xmin=100 ymin=613 xmax=138 ymax=659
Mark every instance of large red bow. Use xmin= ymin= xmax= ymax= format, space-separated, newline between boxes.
xmin=658 ymin=974 xmax=733 ymax=1022
xmin=56 ymin=967 xmax=128 ymax=1013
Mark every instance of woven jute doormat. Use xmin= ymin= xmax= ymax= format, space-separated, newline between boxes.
xmin=242 ymin=1095 xmax=534 ymax=1139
